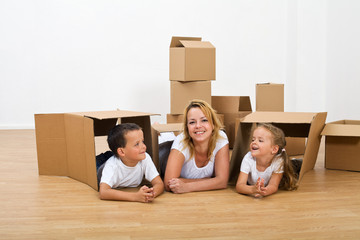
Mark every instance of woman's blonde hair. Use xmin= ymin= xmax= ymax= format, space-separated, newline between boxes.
xmin=255 ymin=123 xmax=298 ymax=191
xmin=182 ymin=99 xmax=224 ymax=160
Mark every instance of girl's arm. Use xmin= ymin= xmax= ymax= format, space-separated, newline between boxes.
xmin=167 ymin=144 xmax=230 ymax=193
xmin=99 ymin=183 xmax=154 ymax=203
xmin=150 ymin=175 xmax=164 ymax=198
xmin=258 ymin=173 xmax=283 ymax=196
xmin=236 ymin=171 xmax=258 ymax=196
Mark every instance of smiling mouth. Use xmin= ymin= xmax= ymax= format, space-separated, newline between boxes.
xmin=195 ymin=131 xmax=205 ymax=135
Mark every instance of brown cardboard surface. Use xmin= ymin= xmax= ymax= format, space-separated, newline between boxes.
xmin=211 ymin=96 xmax=252 ymax=113
xmin=321 ymin=120 xmax=360 ymax=171
xmin=151 ymin=123 xmax=183 ymax=171
xmin=170 ymin=81 xmax=211 ymax=114
xmin=256 ymin=83 xmax=284 ymax=111
xmin=169 ymin=36 xmax=215 ymax=81
xmin=35 ymin=110 xmax=158 ymax=191
xmin=229 ymin=111 xmax=327 ymax=185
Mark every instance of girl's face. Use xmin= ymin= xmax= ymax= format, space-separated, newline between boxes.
xmin=186 ymin=107 xmax=214 ymax=144
xmin=250 ymin=127 xmax=278 ymax=159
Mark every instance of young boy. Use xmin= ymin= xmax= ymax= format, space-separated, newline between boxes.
xmin=99 ymin=123 xmax=164 ymax=203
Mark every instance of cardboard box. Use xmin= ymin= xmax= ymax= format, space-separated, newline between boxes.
xmin=170 ymin=80 xmax=211 ymax=114
xmin=34 ymin=110 xmax=158 ymax=191
xmin=211 ymin=96 xmax=252 ymax=148
xmin=229 ymin=111 xmax=327 ymax=185
xmin=151 ymin=123 xmax=183 ymax=172
xmin=169 ymin=36 xmax=215 ymax=81
xmin=167 ymin=113 xmax=224 ymax=126
xmin=321 ymin=120 xmax=360 ymax=172
xmin=256 ymin=83 xmax=284 ymax=111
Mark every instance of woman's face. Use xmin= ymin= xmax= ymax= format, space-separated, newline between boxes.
xmin=186 ymin=107 xmax=214 ymax=144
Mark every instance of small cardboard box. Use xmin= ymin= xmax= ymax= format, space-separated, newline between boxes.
xmin=211 ymin=96 xmax=252 ymax=148
xmin=170 ymin=80 xmax=212 ymax=114
xmin=321 ymin=120 xmax=360 ymax=172
xmin=256 ymin=83 xmax=284 ymax=111
xmin=34 ymin=110 xmax=158 ymax=191
xmin=229 ymin=111 xmax=327 ymax=185
xmin=169 ymin=36 xmax=216 ymax=81
xmin=151 ymin=123 xmax=183 ymax=171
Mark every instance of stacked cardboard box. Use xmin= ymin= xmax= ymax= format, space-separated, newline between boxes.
xmin=169 ymin=36 xmax=215 ymax=115
xmin=211 ymin=96 xmax=252 ymax=148
xmin=255 ymin=83 xmax=306 ymax=156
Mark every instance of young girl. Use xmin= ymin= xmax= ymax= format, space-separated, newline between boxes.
xmin=236 ymin=123 xmax=298 ymax=198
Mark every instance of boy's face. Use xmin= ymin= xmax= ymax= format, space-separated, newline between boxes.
xmin=120 ymin=129 xmax=147 ymax=163
xmin=250 ymin=127 xmax=278 ymax=159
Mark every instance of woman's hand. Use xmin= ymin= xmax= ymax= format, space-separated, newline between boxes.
xmin=168 ymin=178 xmax=188 ymax=194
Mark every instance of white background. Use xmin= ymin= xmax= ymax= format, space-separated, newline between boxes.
xmin=1 ymin=0 xmax=359 ymax=129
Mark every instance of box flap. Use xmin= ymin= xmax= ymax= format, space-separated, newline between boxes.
xmin=179 ymin=40 xmax=214 ymax=49
xmin=321 ymin=120 xmax=360 ymax=137
xmin=212 ymin=96 xmax=252 ymax=113
xmin=241 ymin=112 xmax=318 ymax=124
xmin=170 ymin=36 xmax=201 ymax=47
xmin=72 ymin=110 xmax=159 ymax=120
xmin=152 ymin=123 xmax=183 ymax=133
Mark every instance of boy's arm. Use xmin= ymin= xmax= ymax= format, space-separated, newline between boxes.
xmin=99 ymin=183 xmax=154 ymax=203
xmin=150 ymin=175 xmax=164 ymax=198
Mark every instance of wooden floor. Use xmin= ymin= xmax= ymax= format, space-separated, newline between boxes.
xmin=1 ymin=130 xmax=359 ymax=240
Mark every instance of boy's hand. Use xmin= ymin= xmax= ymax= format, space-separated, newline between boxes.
xmin=136 ymin=185 xmax=155 ymax=203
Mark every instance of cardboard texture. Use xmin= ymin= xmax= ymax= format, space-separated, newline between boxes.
xmin=256 ymin=83 xmax=284 ymax=111
xmin=151 ymin=123 xmax=183 ymax=171
xmin=35 ymin=110 xmax=158 ymax=191
xmin=170 ymin=81 xmax=211 ymax=114
xmin=169 ymin=36 xmax=215 ymax=81
xmin=321 ymin=120 xmax=360 ymax=172
xmin=229 ymin=111 xmax=327 ymax=185
xmin=211 ymin=96 xmax=252 ymax=148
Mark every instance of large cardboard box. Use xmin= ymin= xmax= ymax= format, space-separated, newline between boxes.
xmin=169 ymin=36 xmax=215 ymax=81
xmin=151 ymin=123 xmax=183 ymax=172
xmin=256 ymin=83 xmax=284 ymax=112
xmin=211 ymin=96 xmax=252 ymax=148
xmin=321 ymin=120 xmax=360 ymax=171
xmin=229 ymin=111 xmax=327 ymax=185
xmin=34 ymin=110 xmax=158 ymax=191
xmin=170 ymin=80 xmax=211 ymax=114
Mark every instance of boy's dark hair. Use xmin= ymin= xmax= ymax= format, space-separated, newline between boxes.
xmin=107 ymin=123 xmax=142 ymax=157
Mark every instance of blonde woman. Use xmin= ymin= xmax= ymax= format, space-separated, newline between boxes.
xmin=164 ymin=100 xmax=229 ymax=193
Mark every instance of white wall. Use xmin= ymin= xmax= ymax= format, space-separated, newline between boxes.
xmin=0 ymin=0 xmax=359 ymax=128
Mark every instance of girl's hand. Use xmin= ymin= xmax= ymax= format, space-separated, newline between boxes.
xmin=253 ymin=178 xmax=265 ymax=198
xmin=136 ymin=185 xmax=155 ymax=203
xmin=168 ymin=178 xmax=188 ymax=194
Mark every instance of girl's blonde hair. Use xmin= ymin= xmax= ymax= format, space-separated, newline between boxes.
xmin=255 ymin=123 xmax=298 ymax=190
xmin=182 ymin=99 xmax=224 ymax=160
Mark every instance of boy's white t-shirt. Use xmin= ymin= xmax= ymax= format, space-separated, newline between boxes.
xmin=100 ymin=152 xmax=159 ymax=188
xmin=240 ymin=151 xmax=284 ymax=186
xmin=171 ymin=130 xmax=229 ymax=179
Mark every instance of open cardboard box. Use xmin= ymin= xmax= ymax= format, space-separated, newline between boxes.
xmin=321 ymin=120 xmax=360 ymax=172
xmin=151 ymin=123 xmax=183 ymax=174
xmin=169 ymin=36 xmax=216 ymax=81
xmin=34 ymin=110 xmax=158 ymax=191
xmin=229 ymin=111 xmax=327 ymax=185
xmin=211 ymin=96 xmax=252 ymax=148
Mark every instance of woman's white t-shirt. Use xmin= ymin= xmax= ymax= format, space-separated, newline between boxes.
xmin=171 ymin=130 xmax=229 ymax=179
xmin=100 ymin=152 xmax=159 ymax=188
xmin=240 ymin=152 xmax=284 ymax=186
